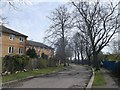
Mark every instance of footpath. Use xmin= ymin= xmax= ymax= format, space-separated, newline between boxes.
xmin=92 ymin=68 xmax=120 ymax=89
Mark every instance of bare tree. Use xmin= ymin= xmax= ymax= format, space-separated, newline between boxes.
xmin=55 ymin=37 xmax=73 ymax=66
xmin=69 ymin=37 xmax=77 ymax=64
xmin=0 ymin=0 xmax=29 ymax=25
xmin=110 ymin=39 xmax=119 ymax=54
xmin=44 ymin=5 xmax=73 ymax=66
xmin=1 ymin=0 xmax=28 ymax=8
xmin=54 ymin=37 xmax=68 ymax=64
xmin=72 ymin=32 xmax=86 ymax=64
xmin=72 ymin=32 xmax=80 ymax=64
xmin=72 ymin=1 xmax=120 ymax=70
xmin=0 ymin=16 xmax=8 ymax=25
xmin=85 ymin=41 xmax=92 ymax=66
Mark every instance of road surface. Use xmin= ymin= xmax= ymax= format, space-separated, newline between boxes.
xmin=3 ymin=64 xmax=92 ymax=88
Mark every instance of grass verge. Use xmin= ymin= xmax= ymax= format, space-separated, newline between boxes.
xmin=2 ymin=65 xmax=64 ymax=83
xmin=93 ymin=70 xmax=106 ymax=86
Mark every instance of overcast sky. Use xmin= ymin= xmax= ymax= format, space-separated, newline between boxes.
xmin=1 ymin=0 xmax=119 ymax=53
xmin=2 ymin=1 xmax=67 ymax=42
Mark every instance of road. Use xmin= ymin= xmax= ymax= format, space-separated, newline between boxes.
xmin=3 ymin=64 xmax=92 ymax=88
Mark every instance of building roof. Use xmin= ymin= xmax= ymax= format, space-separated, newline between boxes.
xmin=27 ymin=40 xmax=54 ymax=50
xmin=0 ymin=25 xmax=28 ymax=37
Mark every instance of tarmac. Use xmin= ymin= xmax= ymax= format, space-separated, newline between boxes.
xmin=3 ymin=64 xmax=92 ymax=88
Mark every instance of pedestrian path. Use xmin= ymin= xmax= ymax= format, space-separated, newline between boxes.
xmin=93 ymin=68 xmax=119 ymax=89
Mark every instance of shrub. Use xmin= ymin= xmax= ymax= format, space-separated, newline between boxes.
xmin=26 ymin=58 xmax=57 ymax=70
xmin=26 ymin=48 xmax=37 ymax=58
xmin=41 ymin=53 xmax=48 ymax=59
xmin=3 ymin=55 xmax=29 ymax=73
xmin=2 ymin=55 xmax=15 ymax=73
xmin=17 ymin=55 xmax=29 ymax=71
xmin=37 ymin=59 xmax=48 ymax=69
xmin=26 ymin=59 xmax=39 ymax=70
xmin=47 ymin=58 xmax=57 ymax=67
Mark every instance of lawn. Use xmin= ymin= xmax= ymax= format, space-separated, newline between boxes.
xmin=2 ymin=65 xmax=64 ymax=83
xmin=93 ymin=70 xmax=106 ymax=86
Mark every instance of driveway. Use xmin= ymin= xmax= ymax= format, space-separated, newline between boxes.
xmin=3 ymin=64 xmax=92 ymax=88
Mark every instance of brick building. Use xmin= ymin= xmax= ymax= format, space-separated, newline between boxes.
xmin=0 ymin=25 xmax=28 ymax=57
xmin=26 ymin=40 xmax=54 ymax=58
xmin=0 ymin=25 xmax=54 ymax=58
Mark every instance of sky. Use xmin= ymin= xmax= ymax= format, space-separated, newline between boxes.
xmin=1 ymin=0 xmax=119 ymax=53
xmin=2 ymin=1 xmax=67 ymax=43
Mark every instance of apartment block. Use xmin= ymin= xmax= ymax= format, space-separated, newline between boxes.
xmin=26 ymin=40 xmax=54 ymax=58
xmin=0 ymin=25 xmax=28 ymax=57
xmin=0 ymin=25 xmax=54 ymax=58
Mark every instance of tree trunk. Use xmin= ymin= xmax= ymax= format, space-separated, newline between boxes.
xmin=80 ymin=50 xmax=84 ymax=65
xmin=93 ymin=52 xmax=100 ymax=70
xmin=67 ymin=59 xmax=70 ymax=66
xmin=77 ymin=51 xmax=80 ymax=64
xmin=62 ymin=26 xmax=66 ymax=67
xmin=74 ymin=48 xmax=77 ymax=64
xmin=80 ymin=42 xmax=84 ymax=65
xmin=88 ymin=55 xmax=91 ymax=66
xmin=86 ymin=46 xmax=91 ymax=66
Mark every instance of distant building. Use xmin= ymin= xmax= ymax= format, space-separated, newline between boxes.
xmin=26 ymin=40 xmax=54 ymax=58
xmin=0 ymin=25 xmax=28 ymax=57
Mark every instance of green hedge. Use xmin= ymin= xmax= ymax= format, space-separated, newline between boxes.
xmin=3 ymin=55 xmax=29 ymax=73
xmin=36 ymin=58 xmax=57 ymax=69
xmin=2 ymin=55 xmax=57 ymax=73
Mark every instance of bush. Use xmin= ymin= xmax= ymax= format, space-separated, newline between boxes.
xmin=26 ymin=59 xmax=40 ymax=70
xmin=37 ymin=59 xmax=48 ymax=69
xmin=26 ymin=58 xmax=57 ymax=70
xmin=47 ymin=58 xmax=57 ymax=67
xmin=3 ymin=55 xmax=29 ymax=73
xmin=41 ymin=53 xmax=48 ymax=59
xmin=26 ymin=48 xmax=37 ymax=58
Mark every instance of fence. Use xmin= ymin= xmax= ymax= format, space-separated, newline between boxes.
xmin=102 ymin=60 xmax=120 ymax=77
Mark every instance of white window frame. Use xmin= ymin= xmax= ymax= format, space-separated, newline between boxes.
xmin=19 ymin=37 xmax=24 ymax=42
xmin=18 ymin=48 xmax=23 ymax=55
xmin=9 ymin=34 xmax=15 ymax=40
xmin=8 ymin=46 xmax=14 ymax=53
xmin=0 ymin=32 xmax=2 ymax=38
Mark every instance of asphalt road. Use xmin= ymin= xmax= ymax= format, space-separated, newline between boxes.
xmin=3 ymin=64 xmax=92 ymax=88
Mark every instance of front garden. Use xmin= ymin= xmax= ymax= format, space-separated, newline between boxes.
xmin=2 ymin=65 xmax=64 ymax=83
xmin=2 ymin=53 xmax=63 ymax=83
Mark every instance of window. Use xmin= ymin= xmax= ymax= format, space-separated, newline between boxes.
xmin=18 ymin=48 xmax=23 ymax=54
xmin=0 ymin=32 xmax=2 ymax=37
xmin=8 ymin=47 xmax=14 ymax=53
xmin=19 ymin=37 xmax=24 ymax=42
xmin=9 ymin=34 xmax=14 ymax=40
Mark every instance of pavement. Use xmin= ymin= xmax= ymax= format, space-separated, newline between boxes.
xmin=92 ymin=68 xmax=120 ymax=89
xmin=2 ymin=64 xmax=92 ymax=88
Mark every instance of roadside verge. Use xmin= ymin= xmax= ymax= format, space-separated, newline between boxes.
xmin=86 ymin=67 xmax=94 ymax=89
xmin=2 ymin=65 xmax=72 ymax=86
